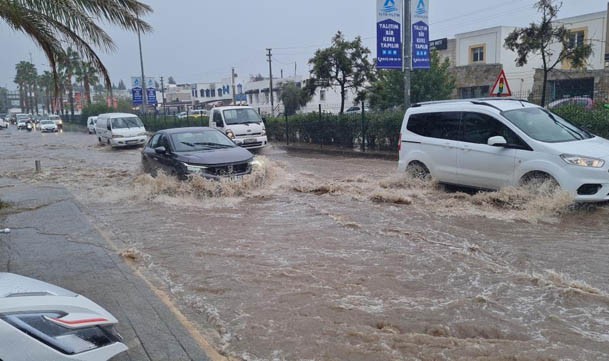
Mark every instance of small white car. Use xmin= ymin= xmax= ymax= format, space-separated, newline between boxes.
xmin=398 ymin=98 xmax=609 ymax=202
xmin=49 ymin=115 xmax=63 ymax=130
xmin=0 ymin=117 xmax=8 ymax=129
xmin=0 ymin=272 xmax=127 ymax=361
xmin=87 ymin=116 xmax=98 ymax=134
xmin=39 ymin=119 xmax=59 ymax=133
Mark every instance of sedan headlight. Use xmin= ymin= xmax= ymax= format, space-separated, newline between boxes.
xmin=560 ymin=154 xmax=605 ymax=168
xmin=226 ymin=129 xmax=235 ymax=139
xmin=249 ymin=158 xmax=264 ymax=169
xmin=183 ymin=162 xmax=207 ymax=174
xmin=137 ymin=132 xmax=148 ymax=137
xmin=2 ymin=312 xmax=121 ymax=355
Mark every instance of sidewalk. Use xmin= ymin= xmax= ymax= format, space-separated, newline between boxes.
xmin=0 ymin=178 xmax=211 ymax=361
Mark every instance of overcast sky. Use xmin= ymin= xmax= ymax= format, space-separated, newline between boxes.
xmin=0 ymin=0 xmax=605 ymax=89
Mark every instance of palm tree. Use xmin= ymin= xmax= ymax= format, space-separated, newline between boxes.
xmin=39 ymin=71 xmax=55 ymax=113
xmin=75 ymin=61 xmax=99 ymax=106
xmin=58 ymin=47 xmax=80 ymax=117
xmin=14 ymin=61 xmax=38 ymax=113
xmin=0 ymin=0 xmax=152 ymax=91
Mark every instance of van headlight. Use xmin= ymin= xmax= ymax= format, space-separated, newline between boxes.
xmin=183 ymin=163 xmax=207 ymax=173
xmin=560 ymin=154 xmax=605 ymax=168
xmin=226 ymin=129 xmax=235 ymax=139
xmin=2 ymin=312 xmax=122 ymax=355
xmin=261 ymin=129 xmax=266 ymax=136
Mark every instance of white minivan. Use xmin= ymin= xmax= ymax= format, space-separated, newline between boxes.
xmin=95 ymin=113 xmax=147 ymax=147
xmin=398 ymin=98 xmax=609 ymax=202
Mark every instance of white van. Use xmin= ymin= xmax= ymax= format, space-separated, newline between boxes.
xmin=95 ymin=113 xmax=147 ymax=147
xmin=209 ymin=106 xmax=267 ymax=149
xmin=87 ymin=116 xmax=98 ymax=134
xmin=398 ymin=98 xmax=609 ymax=202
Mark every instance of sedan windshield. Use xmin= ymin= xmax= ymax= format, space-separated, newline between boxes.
xmin=223 ymin=109 xmax=262 ymax=125
xmin=111 ymin=117 xmax=144 ymax=129
xmin=502 ymin=108 xmax=592 ymax=143
xmin=171 ymin=130 xmax=236 ymax=152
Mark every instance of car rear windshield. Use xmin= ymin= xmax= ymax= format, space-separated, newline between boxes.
xmin=502 ymin=108 xmax=592 ymax=143
xmin=111 ymin=117 xmax=144 ymax=129
xmin=171 ymin=130 xmax=236 ymax=152
xmin=40 ymin=120 xmax=54 ymax=125
xmin=223 ymin=109 xmax=262 ymax=125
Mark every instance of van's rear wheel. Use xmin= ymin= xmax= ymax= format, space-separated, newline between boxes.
xmin=406 ymin=161 xmax=431 ymax=181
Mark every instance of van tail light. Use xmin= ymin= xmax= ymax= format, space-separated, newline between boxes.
xmin=398 ymin=133 xmax=402 ymax=152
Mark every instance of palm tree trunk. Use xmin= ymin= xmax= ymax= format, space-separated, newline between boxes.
xmin=84 ymin=75 xmax=91 ymax=105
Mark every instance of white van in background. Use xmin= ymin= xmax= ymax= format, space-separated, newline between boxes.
xmin=209 ymin=106 xmax=268 ymax=150
xmin=95 ymin=113 xmax=147 ymax=147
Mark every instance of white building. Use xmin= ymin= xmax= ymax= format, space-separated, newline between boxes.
xmin=191 ymin=77 xmax=247 ymax=107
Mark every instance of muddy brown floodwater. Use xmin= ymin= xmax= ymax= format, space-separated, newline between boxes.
xmin=2 ymin=128 xmax=608 ymax=361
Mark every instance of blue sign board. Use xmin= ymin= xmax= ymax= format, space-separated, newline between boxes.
xmin=146 ymin=87 xmax=157 ymax=106
xmin=412 ymin=21 xmax=430 ymax=69
xmin=132 ymin=87 xmax=143 ymax=106
xmin=377 ymin=19 xmax=402 ymax=69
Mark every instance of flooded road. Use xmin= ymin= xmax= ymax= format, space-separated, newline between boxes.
xmin=1 ymin=127 xmax=608 ymax=360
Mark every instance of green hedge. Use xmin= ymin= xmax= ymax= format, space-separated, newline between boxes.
xmin=266 ymin=111 xmax=403 ymax=151
xmin=552 ymin=104 xmax=609 ymax=139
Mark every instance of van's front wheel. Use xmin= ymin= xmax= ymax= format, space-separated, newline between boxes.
xmin=406 ymin=161 xmax=431 ymax=181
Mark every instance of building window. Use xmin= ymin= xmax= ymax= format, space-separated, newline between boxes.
xmin=320 ymin=89 xmax=326 ymax=101
xmin=200 ymin=89 xmax=204 ymax=97
xmin=459 ymin=85 xmax=490 ymax=99
xmin=218 ymin=89 xmax=223 ymax=97
xmin=569 ymin=30 xmax=585 ymax=48
xmin=469 ymin=44 xmax=485 ymax=64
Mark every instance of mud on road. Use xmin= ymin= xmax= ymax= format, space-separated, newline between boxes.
xmin=2 ymin=128 xmax=609 ymax=360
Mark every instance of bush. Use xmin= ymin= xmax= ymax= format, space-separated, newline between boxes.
xmin=266 ymin=110 xmax=403 ymax=151
xmin=552 ymin=104 xmax=609 ymax=139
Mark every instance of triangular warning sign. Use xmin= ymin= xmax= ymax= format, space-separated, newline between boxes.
xmin=489 ymin=70 xmax=512 ymax=97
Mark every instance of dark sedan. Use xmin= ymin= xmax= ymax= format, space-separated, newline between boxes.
xmin=141 ymin=127 xmax=254 ymax=180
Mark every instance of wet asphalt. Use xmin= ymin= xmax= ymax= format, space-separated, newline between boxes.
xmin=0 ymin=178 xmax=211 ymax=361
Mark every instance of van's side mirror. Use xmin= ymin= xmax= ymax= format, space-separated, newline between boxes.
xmin=154 ymin=146 xmax=167 ymax=154
xmin=215 ymin=120 xmax=223 ymax=127
xmin=488 ymin=136 xmax=507 ymax=147
xmin=261 ymin=117 xmax=267 ymax=122
xmin=107 ymin=124 xmax=111 ymax=131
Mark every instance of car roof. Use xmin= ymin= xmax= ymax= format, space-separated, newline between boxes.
xmin=211 ymin=106 xmax=255 ymax=111
xmin=157 ymin=127 xmax=217 ymax=135
xmin=410 ymin=98 xmax=540 ymax=113
xmin=99 ymin=112 xmax=138 ymax=118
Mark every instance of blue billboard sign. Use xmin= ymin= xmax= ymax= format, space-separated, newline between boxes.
xmin=376 ymin=0 xmax=403 ymax=70
xmin=412 ymin=21 xmax=430 ymax=69
xmin=146 ymin=87 xmax=157 ymax=106
xmin=377 ymin=20 xmax=402 ymax=69
xmin=132 ymin=87 xmax=143 ymax=106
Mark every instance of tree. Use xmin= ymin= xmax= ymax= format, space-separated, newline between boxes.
xmin=367 ymin=51 xmax=455 ymax=110
xmin=39 ymin=71 xmax=55 ymax=113
xmin=279 ymin=82 xmax=311 ymax=116
xmin=167 ymin=76 xmax=176 ymax=85
xmin=75 ymin=61 xmax=99 ymax=105
xmin=308 ymin=31 xmax=374 ymax=114
xmin=504 ymin=0 xmax=593 ymax=106
xmin=58 ymin=47 xmax=80 ymax=117
xmin=14 ymin=61 xmax=38 ymax=113
xmin=117 ymin=80 xmax=126 ymax=90
xmin=0 ymin=0 xmax=152 ymax=91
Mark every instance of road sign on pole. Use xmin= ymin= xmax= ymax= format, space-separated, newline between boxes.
xmin=490 ymin=70 xmax=512 ymax=97
xmin=376 ymin=0 xmax=403 ymax=69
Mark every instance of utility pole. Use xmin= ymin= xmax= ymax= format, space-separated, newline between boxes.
xmin=266 ymin=48 xmax=274 ymax=117
xmin=403 ymin=0 xmax=412 ymax=110
xmin=231 ymin=67 xmax=237 ymax=105
xmin=137 ymin=16 xmax=147 ymax=113
xmin=160 ymin=76 xmax=165 ymax=114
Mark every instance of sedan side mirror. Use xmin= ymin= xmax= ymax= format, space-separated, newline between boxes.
xmin=154 ymin=146 xmax=167 ymax=154
xmin=488 ymin=136 xmax=507 ymax=147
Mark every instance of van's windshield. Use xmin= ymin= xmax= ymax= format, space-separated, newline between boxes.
xmin=222 ymin=109 xmax=262 ymax=125
xmin=502 ymin=108 xmax=592 ymax=143
xmin=111 ymin=117 xmax=144 ymax=129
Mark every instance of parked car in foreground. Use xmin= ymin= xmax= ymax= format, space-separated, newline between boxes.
xmin=398 ymin=98 xmax=609 ymax=202
xmin=39 ymin=119 xmax=59 ymax=133
xmin=0 ymin=272 xmax=127 ymax=361
xmin=547 ymin=96 xmax=594 ymax=110
xmin=87 ymin=116 xmax=98 ymax=134
xmin=95 ymin=113 xmax=147 ymax=148
xmin=141 ymin=127 xmax=254 ymax=180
